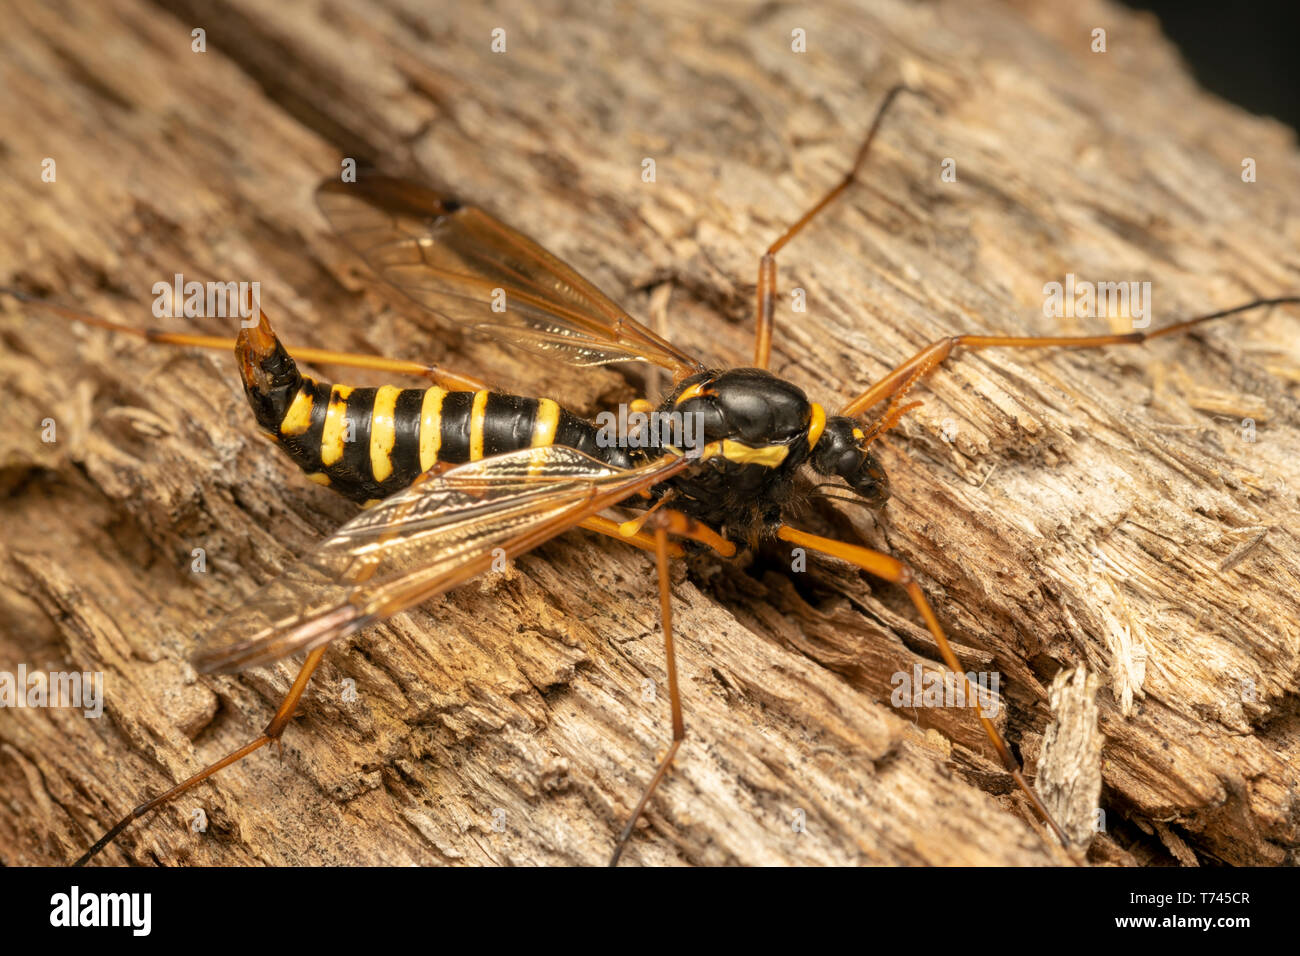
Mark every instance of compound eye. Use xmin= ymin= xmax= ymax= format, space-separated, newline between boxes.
xmin=852 ymin=453 xmax=890 ymax=506
xmin=833 ymin=445 xmax=861 ymax=477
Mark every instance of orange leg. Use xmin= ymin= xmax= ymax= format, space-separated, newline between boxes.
xmin=752 ymin=85 xmax=928 ymax=369
xmin=580 ymin=514 xmax=684 ymax=558
xmin=74 ymin=499 xmax=700 ymax=861
xmin=608 ymin=509 xmax=734 ymax=865
xmin=1 ymin=287 xmax=487 ymax=390
xmin=75 ymin=645 xmax=329 ymax=865
xmin=776 ymin=525 xmax=1069 ymax=847
xmin=840 ymin=297 xmax=1300 ymax=419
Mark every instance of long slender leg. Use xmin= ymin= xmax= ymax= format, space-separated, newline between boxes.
xmin=74 ymin=645 xmax=329 ymax=865
xmin=752 ymin=85 xmax=926 ymax=369
xmin=607 ymin=509 xmax=734 ymax=865
xmin=1 ymin=287 xmax=487 ymax=389
xmin=580 ymin=514 xmax=684 ymax=558
xmin=840 ymin=297 xmax=1300 ymax=418
xmin=776 ymin=525 xmax=1069 ymax=847
xmin=618 ymin=505 xmax=738 ymax=559
xmin=609 ymin=517 xmax=682 ymax=866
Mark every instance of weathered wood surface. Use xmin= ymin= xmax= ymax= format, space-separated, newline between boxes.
xmin=2 ymin=0 xmax=1298 ymax=867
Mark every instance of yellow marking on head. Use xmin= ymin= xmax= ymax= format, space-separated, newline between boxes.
xmin=319 ymin=385 xmax=354 ymax=467
xmin=419 ymin=387 xmax=448 ymax=471
xmin=674 ymin=381 xmax=709 ymax=405
xmin=852 ymin=427 xmax=866 ymax=442
xmin=368 ymin=385 xmax=401 ymax=482
xmin=807 ymin=402 xmax=826 ymax=449
xmin=531 ymin=399 xmax=561 ymax=447
xmin=469 ymin=389 xmax=490 ymax=461
xmin=306 ymin=472 xmax=331 ymax=486
xmin=279 ymin=381 xmax=316 ymax=436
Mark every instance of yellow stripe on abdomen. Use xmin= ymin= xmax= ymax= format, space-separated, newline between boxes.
xmin=279 ymin=381 xmax=317 ymax=437
xmin=527 ymin=397 xmax=562 ymax=475
xmin=468 ymin=389 xmax=490 ymax=461
xmin=531 ymin=398 xmax=561 ymax=447
xmin=418 ymin=387 xmax=448 ymax=472
xmin=369 ymin=385 xmax=401 ymax=482
xmin=319 ymin=385 xmax=354 ymax=467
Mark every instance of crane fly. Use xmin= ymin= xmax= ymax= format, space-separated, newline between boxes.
xmin=12 ymin=84 xmax=1296 ymax=866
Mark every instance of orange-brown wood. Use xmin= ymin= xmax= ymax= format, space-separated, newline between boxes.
xmin=75 ymin=645 xmax=329 ymax=865
xmin=776 ymin=525 xmax=1069 ymax=847
xmin=840 ymin=298 xmax=1300 ymax=419
xmin=2 ymin=289 xmax=488 ymax=390
xmin=749 ymin=86 xmax=927 ymax=375
xmin=610 ymin=519 xmax=685 ymax=865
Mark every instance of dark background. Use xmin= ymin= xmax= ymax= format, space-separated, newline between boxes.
xmin=1119 ymin=0 xmax=1299 ymax=133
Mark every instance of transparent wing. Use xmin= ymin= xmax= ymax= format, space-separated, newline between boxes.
xmin=316 ymin=175 xmax=703 ymax=375
xmin=192 ymin=446 xmax=687 ymax=674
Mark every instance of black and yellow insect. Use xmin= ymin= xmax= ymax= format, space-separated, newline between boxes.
xmin=248 ymin=340 xmax=627 ymax=506
xmin=23 ymin=86 xmax=1295 ymax=866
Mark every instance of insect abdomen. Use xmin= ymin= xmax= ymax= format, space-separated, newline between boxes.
xmin=245 ymin=348 xmax=627 ymax=503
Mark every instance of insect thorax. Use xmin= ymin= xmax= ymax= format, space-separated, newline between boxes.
xmin=654 ymin=368 xmax=815 ymax=537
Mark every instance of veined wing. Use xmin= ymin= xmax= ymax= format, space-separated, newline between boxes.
xmin=192 ymin=446 xmax=688 ymax=674
xmin=316 ymin=175 xmax=703 ymax=376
